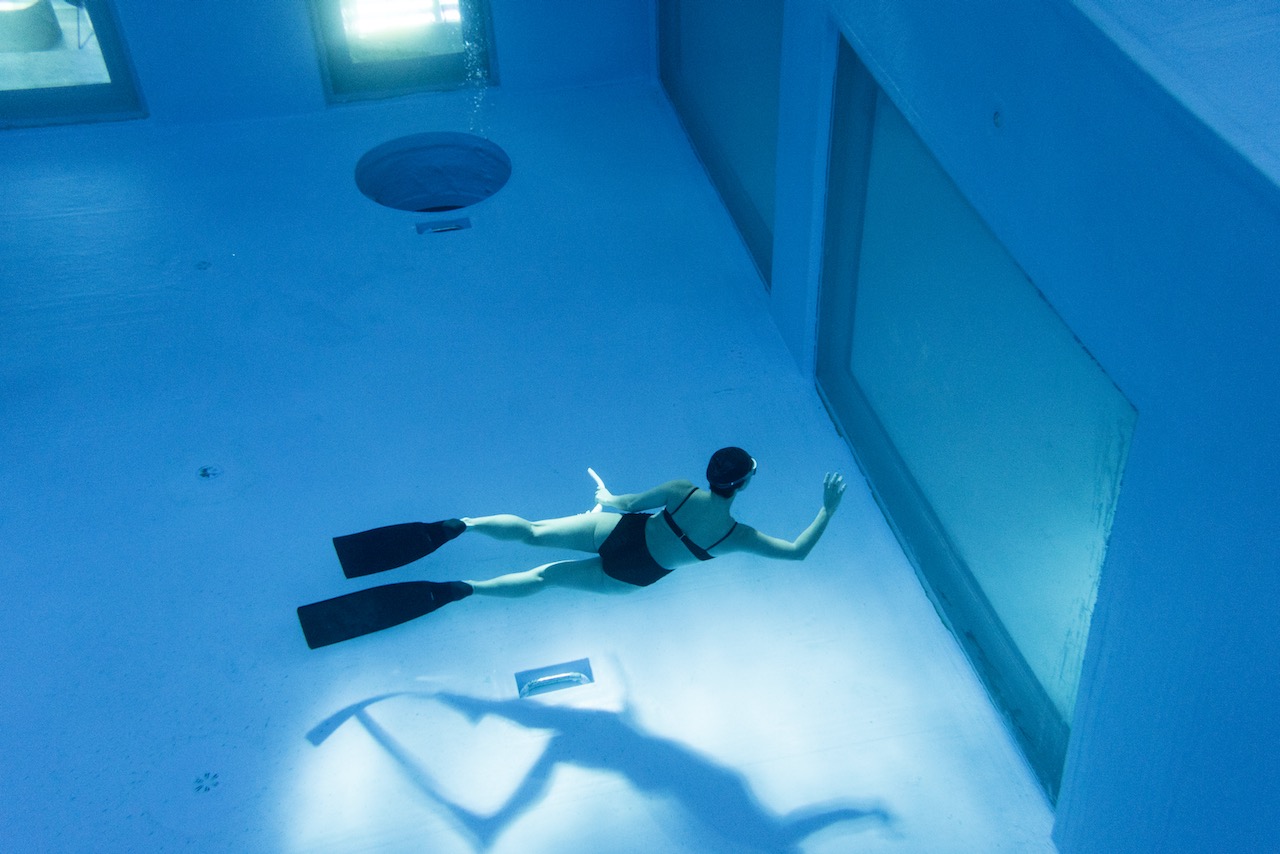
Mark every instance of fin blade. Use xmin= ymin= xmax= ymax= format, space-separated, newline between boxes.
xmin=333 ymin=522 xmax=436 ymax=577
xmin=297 ymin=582 xmax=439 ymax=648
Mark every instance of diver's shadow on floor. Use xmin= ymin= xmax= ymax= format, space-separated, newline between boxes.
xmin=307 ymin=691 xmax=892 ymax=852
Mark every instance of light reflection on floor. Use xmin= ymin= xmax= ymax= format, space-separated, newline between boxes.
xmin=0 ymin=82 xmax=1056 ymax=852
xmin=294 ymin=683 xmax=890 ymax=853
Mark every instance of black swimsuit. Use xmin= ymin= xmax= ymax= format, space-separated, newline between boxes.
xmin=599 ymin=488 xmax=738 ymax=587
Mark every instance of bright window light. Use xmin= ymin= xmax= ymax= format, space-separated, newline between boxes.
xmin=340 ymin=0 xmax=461 ymax=39
xmin=309 ymin=0 xmax=493 ymax=102
xmin=0 ymin=0 xmax=110 ymax=93
xmin=0 ymin=0 xmax=143 ymax=128
xmin=338 ymin=0 xmax=466 ymax=65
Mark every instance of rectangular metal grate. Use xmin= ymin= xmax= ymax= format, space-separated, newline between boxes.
xmin=514 ymin=658 xmax=594 ymax=698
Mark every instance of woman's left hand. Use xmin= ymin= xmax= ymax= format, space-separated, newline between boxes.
xmin=823 ymin=472 xmax=847 ymax=513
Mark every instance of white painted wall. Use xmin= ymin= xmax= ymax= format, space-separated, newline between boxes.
xmin=1075 ymin=0 xmax=1280 ymax=183
xmin=770 ymin=0 xmax=1280 ymax=850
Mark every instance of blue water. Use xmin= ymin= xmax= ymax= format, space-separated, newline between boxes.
xmin=0 ymin=82 xmax=1053 ymax=852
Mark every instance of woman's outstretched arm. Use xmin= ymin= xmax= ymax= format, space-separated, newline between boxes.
xmin=729 ymin=472 xmax=847 ymax=561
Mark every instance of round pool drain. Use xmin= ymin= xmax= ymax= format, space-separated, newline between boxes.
xmin=355 ymin=132 xmax=511 ymax=213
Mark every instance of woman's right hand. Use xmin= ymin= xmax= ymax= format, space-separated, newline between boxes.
xmin=588 ymin=468 xmax=613 ymax=511
xmin=823 ymin=472 xmax=847 ymax=513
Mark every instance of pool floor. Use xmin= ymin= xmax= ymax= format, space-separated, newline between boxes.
xmin=0 ymin=81 xmax=1055 ymax=853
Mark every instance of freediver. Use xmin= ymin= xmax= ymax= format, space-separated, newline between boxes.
xmin=449 ymin=446 xmax=845 ymax=602
xmin=299 ymin=448 xmax=847 ymax=647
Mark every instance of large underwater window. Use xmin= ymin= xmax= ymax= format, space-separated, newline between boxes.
xmin=0 ymin=0 xmax=143 ymax=128
xmin=309 ymin=0 xmax=495 ymax=102
xmin=816 ymin=37 xmax=1136 ymax=800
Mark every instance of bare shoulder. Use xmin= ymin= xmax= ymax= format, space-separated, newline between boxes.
xmin=624 ymin=478 xmax=698 ymax=512
xmin=662 ymin=478 xmax=698 ymax=499
xmin=720 ymin=522 xmax=762 ymax=551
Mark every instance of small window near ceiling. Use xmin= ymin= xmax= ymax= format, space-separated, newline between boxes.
xmin=0 ymin=0 xmax=144 ymax=128
xmin=309 ymin=0 xmax=496 ymax=102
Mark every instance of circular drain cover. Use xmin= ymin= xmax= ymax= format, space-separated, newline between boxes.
xmin=355 ymin=132 xmax=512 ymax=212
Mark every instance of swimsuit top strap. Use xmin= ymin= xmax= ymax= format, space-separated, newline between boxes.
xmin=669 ymin=486 xmax=698 ymax=516
xmin=705 ymin=522 xmax=739 ymax=551
xmin=661 ymin=487 xmax=737 ymax=561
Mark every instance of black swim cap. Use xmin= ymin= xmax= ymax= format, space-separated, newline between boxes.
xmin=707 ymin=447 xmax=755 ymax=490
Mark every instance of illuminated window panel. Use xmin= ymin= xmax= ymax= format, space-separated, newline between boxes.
xmin=0 ymin=0 xmax=143 ymax=128
xmin=310 ymin=0 xmax=495 ymax=102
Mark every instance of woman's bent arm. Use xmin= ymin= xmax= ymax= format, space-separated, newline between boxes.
xmin=730 ymin=473 xmax=846 ymax=561
xmin=596 ymin=479 xmax=694 ymax=513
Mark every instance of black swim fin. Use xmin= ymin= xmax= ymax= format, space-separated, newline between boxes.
xmin=297 ymin=581 xmax=472 ymax=648
xmin=332 ymin=519 xmax=465 ymax=578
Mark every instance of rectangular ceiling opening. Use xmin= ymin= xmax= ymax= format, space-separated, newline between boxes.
xmin=309 ymin=0 xmax=495 ymax=102
xmin=0 ymin=0 xmax=144 ymax=128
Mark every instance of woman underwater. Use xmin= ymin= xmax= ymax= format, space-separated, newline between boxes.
xmin=299 ymin=448 xmax=846 ymax=647
xmin=457 ymin=447 xmax=845 ymax=599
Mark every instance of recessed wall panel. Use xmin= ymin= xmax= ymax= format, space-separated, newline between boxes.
xmin=658 ymin=0 xmax=782 ymax=285
xmin=851 ymin=94 xmax=1136 ymax=722
xmin=817 ymin=40 xmax=1136 ymax=796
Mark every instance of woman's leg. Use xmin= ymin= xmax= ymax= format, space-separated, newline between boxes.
xmin=466 ymin=557 xmax=636 ymax=598
xmin=462 ymin=512 xmax=619 ymax=553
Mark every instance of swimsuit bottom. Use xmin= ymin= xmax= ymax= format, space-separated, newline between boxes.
xmin=599 ymin=513 xmax=673 ymax=587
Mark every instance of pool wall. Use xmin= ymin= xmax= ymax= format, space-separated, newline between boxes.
xmin=758 ymin=2 xmax=1280 ymax=851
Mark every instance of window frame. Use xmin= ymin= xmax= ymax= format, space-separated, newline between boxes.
xmin=308 ymin=0 xmax=497 ymax=102
xmin=0 ymin=0 xmax=145 ymax=129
